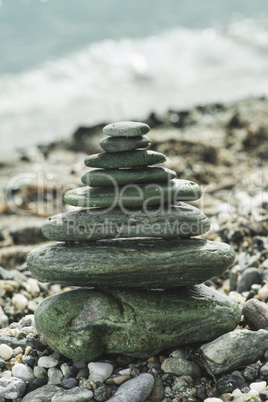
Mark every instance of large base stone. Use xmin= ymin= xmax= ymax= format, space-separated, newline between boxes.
xmin=35 ymin=285 xmax=241 ymax=362
xmin=27 ymin=238 xmax=235 ymax=288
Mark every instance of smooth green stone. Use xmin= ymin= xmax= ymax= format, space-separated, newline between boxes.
xmin=84 ymin=150 xmax=165 ymax=169
xmin=99 ymin=135 xmax=150 ymax=153
xmin=42 ymin=202 xmax=210 ymax=241
xmin=26 ymin=238 xmax=235 ymax=288
xmin=81 ymin=167 xmax=176 ymax=187
xmin=34 ymin=285 xmax=241 ymax=362
xmin=64 ymin=179 xmax=202 ymax=208
xmin=103 ymin=121 xmax=150 ymax=137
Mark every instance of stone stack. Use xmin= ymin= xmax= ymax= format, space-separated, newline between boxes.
xmin=27 ymin=121 xmax=240 ymax=362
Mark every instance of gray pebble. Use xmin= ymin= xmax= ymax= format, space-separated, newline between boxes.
xmin=260 ymin=361 xmax=268 ymax=376
xmin=22 ymin=384 xmax=61 ymax=402
xmin=99 ymin=135 xmax=150 ymax=153
xmin=76 ymin=367 xmax=89 ymax=379
xmin=243 ymin=363 xmax=260 ymax=380
xmin=47 ymin=367 xmax=63 ymax=384
xmin=0 ymin=377 xmax=26 ymax=399
xmin=109 ymin=373 xmax=154 ymax=402
xmin=237 ymin=267 xmax=261 ymax=293
xmin=199 ymin=329 xmax=268 ymax=375
xmin=27 ymin=376 xmax=48 ymax=393
xmin=94 ymin=384 xmax=107 ymax=402
xmin=103 ymin=121 xmax=150 ymax=137
xmin=161 ymin=358 xmax=201 ymax=378
xmin=61 ymin=377 xmax=77 ymax=389
xmin=51 ymin=387 xmax=93 ymax=402
xmin=242 ymin=298 xmax=268 ymax=330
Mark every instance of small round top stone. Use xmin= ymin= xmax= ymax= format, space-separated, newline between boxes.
xmin=103 ymin=121 xmax=150 ymax=137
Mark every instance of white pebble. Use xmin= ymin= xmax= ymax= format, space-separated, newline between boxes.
xmin=258 ymin=284 xmax=268 ymax=300
xmin=250 ymin=381 xmax=267 ymax=392
xmin=11 ymin=294 xmax=28 ymax=311
xmin=0 ymin=306 xmax=8 ymax=328
xmin=0 ymin=344 xmax=13 ymax=361
xmin=13 ymin=347 xmax=23 ymax=357
xmin=0 ymin=370 xmax=12 ymax=378
xmin=26 ymin=278 xmax=40 ymax=295
xmin=204 ymin=399 xmax=223 ymax=402
xmin=88 ymin=362 xmax=113 ymax=382
xmin=118 ymin=368 xmax=131 ymax=375
xmin=60 ymin=362 xmax=69 ymax=376
xmin=232 ymin=388 xmax=242 ymax=396
xmin=12 ymin=363 xmax=34 ymax=383
xmin=38 ymin=356 xmax=58 ymax=368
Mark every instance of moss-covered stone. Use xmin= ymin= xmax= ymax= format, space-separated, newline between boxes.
xmin=64 ymin=179 xmax=202 ymax=208
xmin=81 ymin=167 xmax=176 ymax=187
xmin=84 ymin=150 xmax=165 ymax=169
xmin=27 ymin=238 xmax=235 ymax=288
xmin=42 ymin=202 xmax=210 ymax=241
xmin=35 ymin=285 xmax=241 ymax=362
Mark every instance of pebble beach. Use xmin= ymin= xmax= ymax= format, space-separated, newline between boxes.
xmin=0 ymin=96 xmax=267 ymax=401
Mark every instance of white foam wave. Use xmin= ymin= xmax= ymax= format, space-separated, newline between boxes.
xmin=1 ymin=17 xmax=268 ymax=150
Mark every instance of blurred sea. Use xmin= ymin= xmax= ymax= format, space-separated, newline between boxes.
xmin=1 ymin=0 xmax=268 ymax=150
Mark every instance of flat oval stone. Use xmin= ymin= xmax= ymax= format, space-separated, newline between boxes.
xmin=64 ymin=179 xmax=202 ymax=208
xmin=103 ymin=121 xmax=150 ymax=137
xmin=81 ymin=167 xmax=176 ymax=187
xmin=26 ymin=238 xmax=235 ymax=288
xmin=84 ymin=150 xmax=165 ymax=169
xmin=99 ymin=135 xmax=150 ymax=153
xmin=34 ymin=285 xmax=241 ymax=362
xmin=42 ymin=203 xmax=210 ymax=241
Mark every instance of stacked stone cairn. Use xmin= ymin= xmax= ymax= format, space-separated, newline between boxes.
xmin=27 ymin=121 xmax=241 ymax=363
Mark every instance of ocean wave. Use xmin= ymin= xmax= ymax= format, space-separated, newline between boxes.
xmin=1 ymin=17 xmax=268 ymax=149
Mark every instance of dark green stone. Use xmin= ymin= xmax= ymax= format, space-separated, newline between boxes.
xmin=81 ymin=167 xmax=176 ymax=187
xmin=99 ymin=135 xmax=150 ymax=153
xmin=27 ymin=238 xmax=235 ymax=288
xmin=64 ymin=179 xmax=202 ymax=208
xmin=34 ymin=285 xmax=241 ymax=362
xmin=84 ymin=150 xmax=165 ymax=169
xmin=103 ymin=121 xmax=150 ymax=137
xmin=42 ymin=202 xmax=210 ymax=241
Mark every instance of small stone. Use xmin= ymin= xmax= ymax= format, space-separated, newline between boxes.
xmin=0 ymin=377 xmax=26 ymax=399
xmin=27 ymin=376 xmax=48 ymax=393
xmin=260 ymin=361 xmax=268 ymax=376
xmin=108 ymin=373 xmax=154 ymax=402
xmin=250 ymin=381 xmax=267 ymax=392
xmin=103 ymin=121 xmax=150 ymax=137
xmin=243 ymin=363 xmax=260 ymax=380
xmin=51 ymin=387 xmax=93 ymax=402
xmin=47 ymin=367 xmax=63 ymax=384
xmin=34 ymin=366 xmax=47 ymax=377
xmin=199 ymin=329 xmax=268 ymax=375
xmin=99 ymin=135 xmax=150 ymax=153
xmin=38 ymin=355 xmax=58 ymax=368
xmin=12 ymin=363 xmax=34 ymax=383
xmin=88 ymin=362 xmax=113 ymax=382
xmin=81 ymin=166 xmax=176 ymax=187
xmin=61 ymin=377 xmax=77 ymax=389
xmin=216 ymin=374 xmax=249 ymax=394
xmin=0 ymin=307 xmax=8 ymax=328
xmin=84 ymin=150 xmax=165 ymax=169
xmin=237 ymin=268 xmax=261 ymax=293
xmin=0 ymin=344 xmax=13 ymax=360
xmin=11 ymin=294 xmax=28 ymax=311
xmin=93 ymin=384 xmax=107 ymax=402
xmin=161 ymin=357 xmax=201 ymax=378
xmin=204 ymin=399 xmax=223 ymax=402
xmin=22 ymin=355 xmax=35 ymax=367
xmin=76 ymin=367 xmax=89 ymax=379
xmin=242 ymin=298 xmax=268 ymax=330
xmin=148 ymin=376 xmax=165 ymax=402
xmin=64 ymin=365 xmax=78 ymax=379
xmin=21 ymin=384 xmax=61 ymax=402
xmin=105 ymin=375 xmax=131 ymax=385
